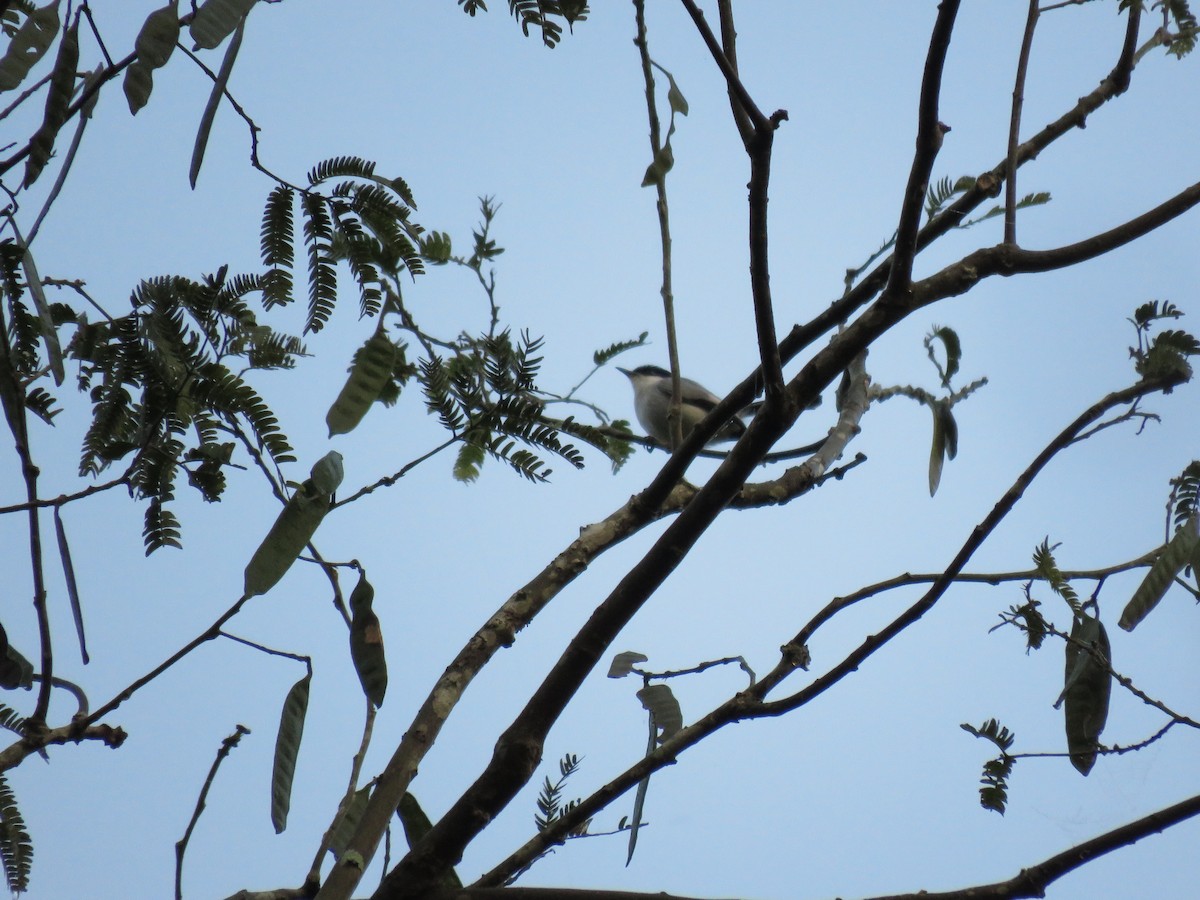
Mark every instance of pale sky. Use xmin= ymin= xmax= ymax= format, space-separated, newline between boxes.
xmin=3 ymin=3 xmax=1199 ymax=899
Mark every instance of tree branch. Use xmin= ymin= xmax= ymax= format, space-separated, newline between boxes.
xmin=862 ymin=790 xmax=1200 ymax=900
xmin=1004 ymin=0 xmax=1040 ymax=245
xmin=885 ymin=0 xmax=959 ymax=296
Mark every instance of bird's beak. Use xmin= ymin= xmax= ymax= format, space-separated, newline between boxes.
xmin=617 ymin=367 xmax=632 ymax=378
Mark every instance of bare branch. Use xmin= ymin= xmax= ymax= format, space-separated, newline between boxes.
xmin=885 ymin=1 xmax=960 ymax=295
xmin=175 ymin=725 xmax=251 ymax=900
xmin=1004 ymin=1 xmax=1040 ymax=245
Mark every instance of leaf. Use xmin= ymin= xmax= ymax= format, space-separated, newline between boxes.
xmin=924 ymin=324 xmax=961 ymax=388
xmin=0 ymin=0 xmax=60 ymax=92
xmin=665 ymin=73 xmax=688 ymax=116
xmin=636 ymin=683 xmax=682 ymax=740
xmin=0 ymin=772 xmax=33 ymax=893
xmin=607 ymin=651 xmax=648 ymax=678
xmin=134 ymin=2 xmax=181 ymax=69
xmin=189 ymin=0 xmax=257 ymax=49
xmin=928 ymin=403 xmax=946 ymax=497
xmin=270 ymin=671 xmax=311 ymax=833
xmin=54 ymin=508 xmax=88 ymax=664
xmin=328 ymin=785 xmax=371 ymax=859
xmin=0 ymin=624 xmax=29 ymax=691
xmin=308 ymin=449 xmax=344 ymax=496
xmin=396 ymin=794 xmax=463 ymax=887
xmin=242 ymin=481 xmax=331 ymax=597
xmin=18 ymin=241 xmax=64 ymax=385
xmin=189 ymin=18 xmax=244 ymax=188
xmin=348 ymin=572 xmax=387 ymax=708
xmin=326 ymin=332 xmax=398 ymax=436
xmin=593 ymin=332 xmax=649 ymax=366
xmin=1059 ymin=613 xmax=1111 ymax=776
xmin=123 ymin=60 xmax=154 ymax=114
xmin=640 ymin=142 xmax=674 ymax=188
xmin=1118 ymin=516 xmax=1200 ymax=631
xmin=960 ymin=719 xmax=1016 ymax=814
xmin=23 ymin=14 xmax=78 ymax=188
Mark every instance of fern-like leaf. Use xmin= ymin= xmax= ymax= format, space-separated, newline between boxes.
xmin=260 ymin=184 xmax=295 ymax=309
xmin=961 ymin=719 xmax=1016 ymax=814
xmin=301 ymin=194 xmax=337 ymax=333
xmin=308 ymin=155 xmax=376 ymax=186
xmin=0 ymin=771 xmax=33 ymax=894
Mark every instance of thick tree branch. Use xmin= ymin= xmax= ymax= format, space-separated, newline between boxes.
xmin=861 ymin=790 xmax=1200 ymax=900
xmin=885 ymin=0 xmax=959 ymax=295
xmin=475 ymin=375 xmax=1186 ymax=885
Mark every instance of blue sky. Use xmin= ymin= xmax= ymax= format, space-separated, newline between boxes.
xmin=3 ymin=2 xmax=1199 ymax=898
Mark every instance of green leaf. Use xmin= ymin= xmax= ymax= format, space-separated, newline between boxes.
xmin=189 ymin=0 xmax=257 ymax=49
xmin=18 ymin=242 xmax=65 ymax=385
xmin=123 ymin=60 xmax=154 ymax=114
xmin=928 ymin=402 xmax=949 ymax=497
xmin=1118 ymin=517 xmax=1200 ymax=631
xmin=328 ymin=785 xmax=371 ymax=859
xmin=924 ymin=325 xmax=961 ymax=388
xmin=0 ymin=772 xmax=33 ymax=893
xmin=270 ymin=670 xmax=311 ymax=833
xmin=243 ymin=481 xmax=331 ymax=597
xmin=593 ymin=332 xmax=649 ymax=366
xmin=348 ymin=572 xmax=387 ymax=708
xmin=23 ymin=15 xmax=78 ymax=188
xmin=453 ymin=441 xmax=485 ymax=483
xmin=960 ymin=719 xmax=1016 ymax=814
xmin=1059 ymin=613 xmax=1111 ymax=776
xmin=326 ymin=332 xmax=398 ymax=436
xmin=396 ymin=793 xmax=463 ymax=887
xmin=54 ymin=507 xmax=88 ymax=664
xmin=666 ymin=73 xmax=688 ymax=116
xmin=189 ymin=18 xmax=244 ymax=188
xmin=636 ymin=683 xmax=682 ymax=740
xmin=134 ymin=2 xmax=181 ymax=69
xmin=606 ymin=651 xmax=648 ymax=678
xmin=640 ymin=143 xmax=674 ymax=188
xmin=308 ymin=449 xmax=344 ymax=496
xmin=0 ymin=0 xmax=60 ymax=92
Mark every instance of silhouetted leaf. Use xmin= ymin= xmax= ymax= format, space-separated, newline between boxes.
xmin=308 ymin=450 xmax=344 ymax=496
xmin=329 ymin=785 xmax=371 ymax=859
xmin=243 ymin=481 xmax=331 ymax=597
xmin=189 ymin=0 xmax=257 ymax=49
xmin=0 ymin=0 xmax=60 ymax=92
xmin=641 ymin=143 xmax=674 ymax=187
xmin=396 ymin=794 xmax=462 ymax=887
xmin=607 ymin=651 xmax=648 ymax=678
xmin=327 ymin=332 xmax=398 ymax=436
xmin=348 ymin=572 xmax=387 ymax=708
xmin=18 ymin=243 xmax=64 ymax=385
xmin=637 ymin=683 xmax=682 ymax=740
xmin=189 ymin=18 xmax=243 ymax=188
xmin=1059 ymin=613 xmax=1111 ymax=776
xmin=1118 ymin=517 xmax=1199 ymax=631
xmin=123 ymin=60 xmax=154 ymax=114
xmin=134 ymin=2 xmax=180 ymax=69
xmin=23 ymin=15 xmax=78 ymax=188
xmin=270 ymin=670 xmax=310 ymax=833
xmin=53 ymin=508 xmax=88 ymax=664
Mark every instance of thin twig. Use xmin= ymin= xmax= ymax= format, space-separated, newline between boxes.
xmin=632 ymin=0 xmax=683 ymax=448
xmin=174 ymin=724 xmax=251 ymax=900
xmin=1005 ymin=1 xmax=1040 ymax=245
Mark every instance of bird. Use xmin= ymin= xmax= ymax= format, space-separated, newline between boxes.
xmin=618 ymin=365 xmax=750 ymax=446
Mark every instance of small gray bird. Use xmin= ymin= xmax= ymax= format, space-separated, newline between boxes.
xmin=618 ymin=365 xmax=749 ymax=445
